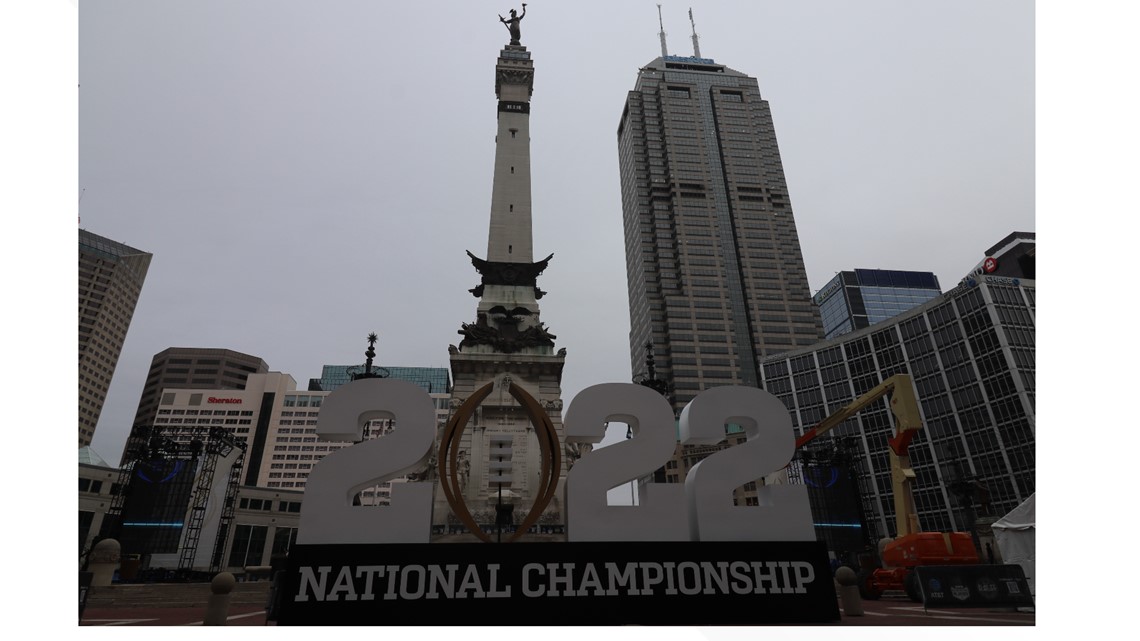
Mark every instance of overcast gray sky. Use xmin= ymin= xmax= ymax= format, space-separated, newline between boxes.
xmin=76 ymin=0 xmax=1034 ymax=464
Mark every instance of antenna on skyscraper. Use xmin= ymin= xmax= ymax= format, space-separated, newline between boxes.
xmin=657 ymin=4 xmax=669 ymax=58
xmin=688 ymin=8 xmax=701 ymax=58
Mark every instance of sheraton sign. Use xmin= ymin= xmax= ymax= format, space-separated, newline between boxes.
xmin=207 ymin=397 xmax=242 ymax=404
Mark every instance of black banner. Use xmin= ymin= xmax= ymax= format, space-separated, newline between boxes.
xmin=498 ymin=100 xmax=530 ymax=114
xmin=278 ymin=541 xmax=839 ymax=626
xmin=915 ymin=564 xmax=1034 ymax=609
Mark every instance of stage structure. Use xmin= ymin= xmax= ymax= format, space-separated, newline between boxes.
xmin=101 ymin=424 xmax=245 ymax=574
xmin=785 ymin=437 xmax=875 ymax=560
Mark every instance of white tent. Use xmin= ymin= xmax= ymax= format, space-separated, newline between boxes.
xmin=992 ymin=493 xmax=1035 ymax=595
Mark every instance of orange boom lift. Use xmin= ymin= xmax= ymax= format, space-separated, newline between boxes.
xmin=795 ymin=374 xmax=979 ymax=601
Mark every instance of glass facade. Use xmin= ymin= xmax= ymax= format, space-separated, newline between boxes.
xmin=763 ymin=273 xmax=1035 ymax=542
xmin=309 ymin=365 xmax=450 ymax=394
xmin=814 ymin=269 xmax=942 ymax=340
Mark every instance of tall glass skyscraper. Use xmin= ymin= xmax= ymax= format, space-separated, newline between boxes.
xmin=79 ymin=229 xmax=152 ymax=447
xmin=618 ymin=54 xmax=823 ymax=409
xmin=814 ymin=269 xmax=942 ymax=340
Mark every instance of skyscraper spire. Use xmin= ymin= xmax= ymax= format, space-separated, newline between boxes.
xmin=689 ymin=7 xmax=701 ymax=58
xmin=657 ymin=4 xmax=669 ymax=58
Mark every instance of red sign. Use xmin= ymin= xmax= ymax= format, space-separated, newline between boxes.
xmin=208 ymin=397 xmax=242 ymax=404
xmin=983 ymin=257 xmax=998 ymax=273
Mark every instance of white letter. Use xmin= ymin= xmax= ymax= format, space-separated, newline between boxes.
xmin=426 ymin=564 xmax=457 ymax=600
xmin=750 ymin=561 xmax=786 ymax=594
xmin=701 ymin=561 xmax=730 ymax=595
xmin=295 ymin=566 xmax=330 ymax=602
xmin=604 ymin=562 xmax=638 ymax=596
xmin=400 ymin=565 xmax=426 ymax=600
xmin=577 ymin=563 xmax=605 ymax=597
xmin=522 ymin=563 xmax=546 ymax=597
xmin=457 ymin=564 xmax=486 ymax=598
xmin=327 ymin=566 xmax=358 ymax=602
xmin=639 ymin=562 xmax=665 ymax=595
xmin=676 ymin=561 xmax=701 ymax=596
xmin=356 ymin=566 xmax=385 ymax=601
xmin=789 ymin=561 xmax=815 ymax=594
xmin=546 ymin=562 xmax=576 ymax=597
xmin=383 ymin=565 xmax=401 ymax=600
xmin=729 ymin=561 xmax=753 ymax=595
xmin=487 ymin=564 xmax=512 ymax=598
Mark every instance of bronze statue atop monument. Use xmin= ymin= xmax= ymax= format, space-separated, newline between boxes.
xmin=499 ymin=4 xmax=527 ymax=45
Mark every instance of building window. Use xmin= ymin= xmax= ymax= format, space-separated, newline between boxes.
xmin=228 ymin=524 xmax=267 ymax=568
xmin=272 ymin=527 xmax=298 ymax=557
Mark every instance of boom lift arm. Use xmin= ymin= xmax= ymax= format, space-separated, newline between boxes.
xmin=795 ymin=374 xmax=922 ymax=539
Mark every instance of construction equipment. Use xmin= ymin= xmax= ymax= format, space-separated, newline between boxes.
xmin=796 ymin=374 xmax=979 ymax=602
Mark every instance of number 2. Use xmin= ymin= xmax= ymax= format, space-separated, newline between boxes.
xmin=679 ymin=385 xmax=814 ymax=541
xmin=297 ymin=378 xmax=435 ymax=544
xmin=563 ymin=384 xmax=688 ymax=541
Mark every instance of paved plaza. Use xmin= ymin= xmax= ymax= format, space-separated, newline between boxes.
xmin=80 ymin=590 xmax=1034 ymax=627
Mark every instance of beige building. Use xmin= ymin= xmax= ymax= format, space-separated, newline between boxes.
xmin=79 ymin=229 xmax=152 ymax=447
xmin=96 ymin=367 xmax=448 ymax=571
xmin=127 ymin=347 xmax=268 ymax=454
xmin=146 ymin=370 xmax=449 ymax=496
xmin=80 ymin=447 xmax=121 ymax=556
xmin=220 ymin=485 xmax=303 ymax=572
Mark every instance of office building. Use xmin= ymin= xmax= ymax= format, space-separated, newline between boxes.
xmin=618 ymin=51 xmax=824 ymax=410
xmin=144 ymin=366 xmax=450 ymax=491
xmin=814 ymin=269 xmax=942 ymax=340
xmin=79 ymin=229 xmax=152 ymax=447
xmin=128 ymin=348 xmax=269 ymax=447
xmin=103 ymin=362 xmax=450 ymax=570
xmin=758 ymin=234 xmax=1036 ymax=544
xmin=966 ymin=231 xmax=1035 ymax=280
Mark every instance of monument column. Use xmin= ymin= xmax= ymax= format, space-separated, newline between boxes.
xmin=434 ymin=10 xmax=579 ymax=540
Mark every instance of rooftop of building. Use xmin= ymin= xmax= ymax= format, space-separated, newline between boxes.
xmin=309 ymin=364 xmax=451 ymax=394
xmin=149 ymin=347 xmax=269 ymax=368
xmin=79 ymin=228 xmax=150 ymax=260
xmin=79 ymin=445 xmax=114 ymax=469
xmin=639 ymin=55 xmax=753 ymax=79
xmin=985 ymin=231 xmax=1035 ymax=257
xmin=766 ymin=270 xmax=1034 ymax=365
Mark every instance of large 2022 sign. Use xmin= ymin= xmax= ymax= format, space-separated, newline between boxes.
xmin=281 ymin=379 xmax=839 ymax=626
xmin=296 ymin=379 xmax=814 ymax=544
